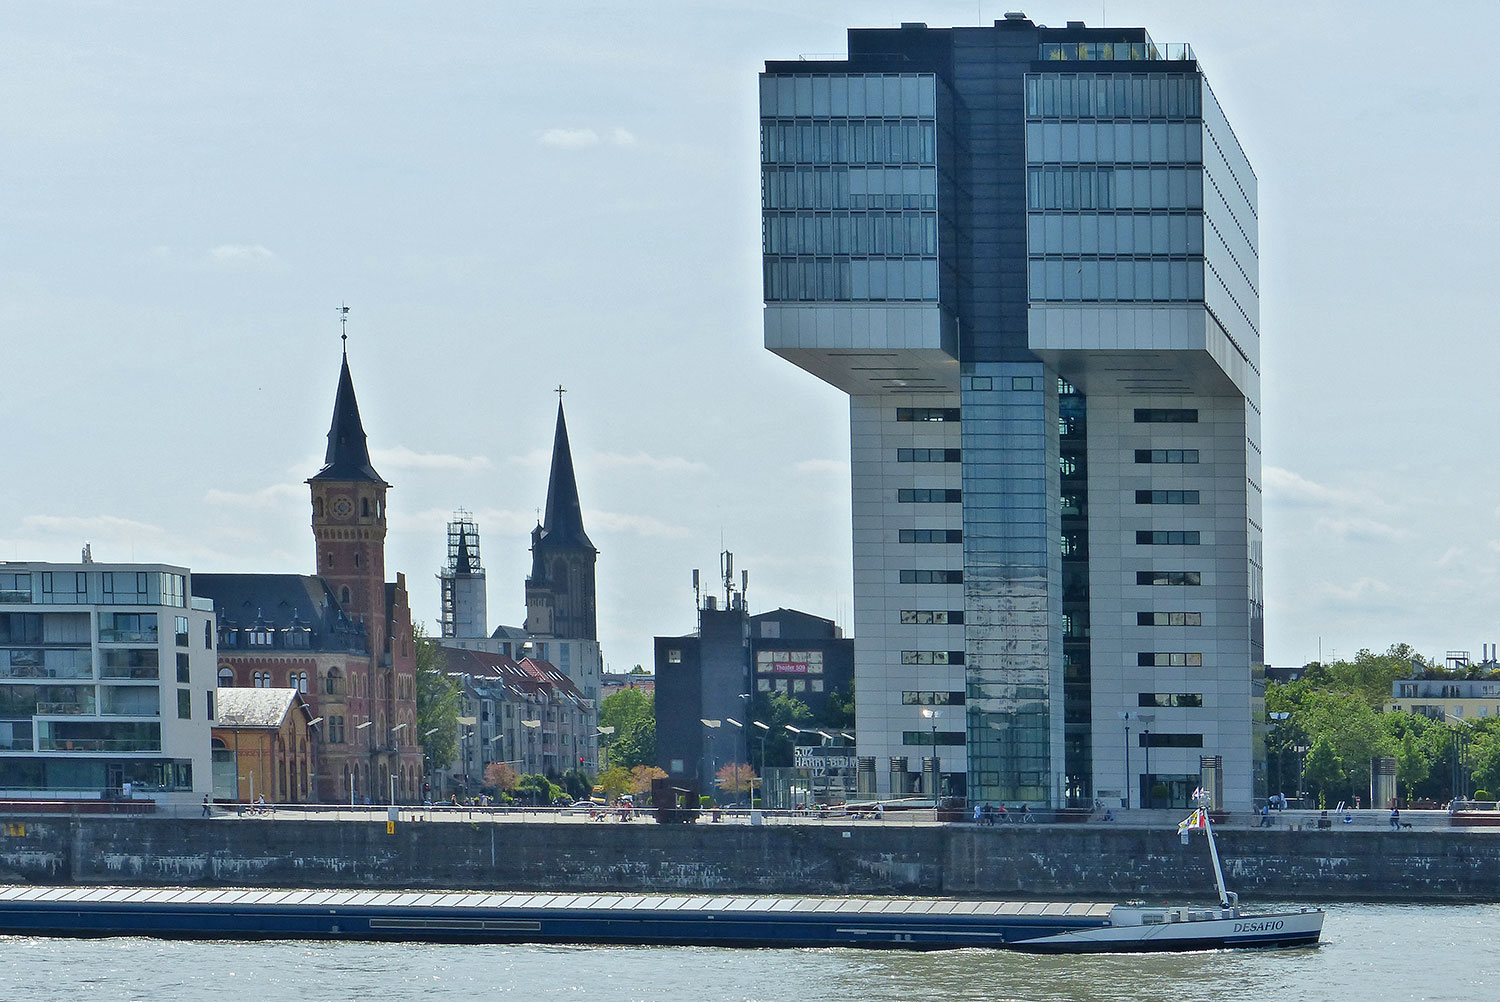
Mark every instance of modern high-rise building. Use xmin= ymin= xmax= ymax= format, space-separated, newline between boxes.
xmin=760 ymin=16 xmax=1261 ymax=810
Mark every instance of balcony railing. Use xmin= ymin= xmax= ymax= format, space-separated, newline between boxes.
xmin=38 ymin=737 xmax=161 ymax=753
xmin=1039 ymin=41 xmax=1194 ymax=62
xmin=99 ymin=629 xmax=158 ymax=644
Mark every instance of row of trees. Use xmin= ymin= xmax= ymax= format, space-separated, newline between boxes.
xmin=1268 ymin=644 xmax=1500 ymax=806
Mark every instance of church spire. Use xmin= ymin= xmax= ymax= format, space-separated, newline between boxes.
xmin=535 ymin=398 xmax=595 ymax=552
xmin=309 ymin=350 xmax=385 ymax=484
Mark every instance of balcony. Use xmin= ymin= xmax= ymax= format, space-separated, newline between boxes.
xmin=99 ymin=629 xmax=158 ymax=644
xmin=1039 ymin=41 xmax=1194 ymax=62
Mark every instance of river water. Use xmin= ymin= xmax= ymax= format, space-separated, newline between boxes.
xmin=2 ymin=903 xmax=1495 ymax=1001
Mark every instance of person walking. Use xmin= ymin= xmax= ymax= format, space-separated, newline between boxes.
xmin=1390 ymin=806 xmax=1400 ymax=830
xmin=201 ymin=794 xmax=211 ymax=818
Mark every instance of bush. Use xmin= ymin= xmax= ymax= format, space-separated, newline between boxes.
xmin=1474 ymin=789 xmax=1491 ymax=801
xmin=699 ymin=795 xmax=714 ymax=809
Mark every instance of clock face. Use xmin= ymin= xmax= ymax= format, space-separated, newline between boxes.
xmin=333 ymin=496 xmax=353 ymax=516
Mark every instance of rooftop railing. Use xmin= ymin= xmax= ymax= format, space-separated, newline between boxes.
xmin=1040 ymin=41 xmax=1194 ymax=62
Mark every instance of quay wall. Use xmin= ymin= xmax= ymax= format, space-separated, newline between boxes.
xmin=0 ymin=817 xmax=1496 ymax=903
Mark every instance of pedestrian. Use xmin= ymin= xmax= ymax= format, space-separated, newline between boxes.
xmin=875 ymin=802 xmax=884 ymax=819
xmin=202 ymin=794 xmax=211 ymax=818
xmin=973 ymin=803 xmax=983 ymax=824
xmin=1390 ymin=806 xmax=1400 ymax=830
xmin=1258 ymin=802 xmax=1272 ymax=828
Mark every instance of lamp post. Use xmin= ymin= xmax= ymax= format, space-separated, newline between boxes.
xmin=1268 ymin=711 xmax=1290 ymax=803
xmin=1118 ymin=711 xmax=1131 ymax=809
xmin=725 ymin=718 xmax=746 ymax=805
xmin=736 ymin=693 xmax=751 ymax=775
xmin=920 ymin=707 xmax=941 ymax=798
xmin=752 ymin=720 xmax=770 ymax=809
xmin=701 ymin=719 xmax=721 ymax=790
xmin=1137 ymin=713 xmax=1155 ymax=808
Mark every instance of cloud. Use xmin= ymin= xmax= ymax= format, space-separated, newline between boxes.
xmin=590 ymin=510 xmax=694 ymax=539
xmin=204 ymin=483 xmax=305 ymax=509
xmin=1313 ymin=515 xmax=1407 ymax=543
xmin=795 ymin=458 xmax=849 ymax=476
xmin=208 ymin=243 xmax=277 ymax=264
xmin=1318 ymin=577 xmax=1396 ymax=606
xmin=371 ymin=446 xmax=491 ymax=473
xmin=538 ymin=127 xmax=638 ymax=149
xmin=1264 ymin=466 xmax=1380 ymax=509
xmin=20 ymin=514 xmax=165 ymax=537
xmin=590 ymin=451 xmax=707 ymax=473
xmin=539 ymin=127 xmax=600 ymax=149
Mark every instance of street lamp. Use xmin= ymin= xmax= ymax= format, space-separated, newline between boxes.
xmin=1268 ymin=712 xmax=1290 ymax=804
xmin=1137 ymin=713 xmax=1156 ymax=808
xmin=701 ymin=719 xmax=721 ymax=788
xmin=752 ymin=720 xmax=770 ymax=809
xmin=1118 ymin=711 xmax=1131 ymax=809
xmin=920 ymin=708 xmax=941 ymax=798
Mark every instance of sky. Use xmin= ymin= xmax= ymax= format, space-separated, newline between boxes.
xmin=3 ymin=1 xmax=1498 ymax=673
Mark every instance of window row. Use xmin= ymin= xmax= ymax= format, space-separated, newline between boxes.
xmin=1138 ymin=652 xmax=1203 ymax=667
xmin=900 ymin=529 xmax=962 ymax=544
xmin=1025 ymin=72 xmax=1201 ymax=121
xmin=1139 ymin=692 xmax=1203 ymax=707
xmin=765 ymin=210 xmax=938 ymax=256
xmin=1027 ymin=166 xmax=1204 ymax=211
xmin=902 ymin=730 xmax=966 ymax=747
xmin=1028 ymin=257 xmax=1205 ymax=302
xmin=1139 ymin=732 xmax=1203 ymax=748
xmin=764 ymin=257 xmax=938 ymax=303
xmin=901 ymin=650 xmax=965 ymax=665
xmin=1136 ymin=408 xmax=1198 ymax=423
xmin=1027 ymin=120 xmax=1204 ymax=165
xmin=1029 ymin=211 xmax=1204 ymax=256
xmin=1137 ymin=612 xmax=1202 ymax=627
xmin=898 ymin=448 xmax=960 ymax=463
xmin=900 ymin=609 xmax=964 ymax=625
xmin=898 ymin=408 xmax=960 ymax=422
xmin=902 ymin=690 xmax=965 ymax=705
xmin=1136 ymin=490 xmax=1199 ymax=505
xmin=898 ymin=489 xmax=962 ymax=504
xmin=761 ymin=121 xmax=937 ymax=165
xmin=1137 ymin=570 xmax=1201 ymax=586
xmin=764 ymin=169 xmax=938 ymax=212
xmin=899 ymin=570 xmax=963 ymax=584
xmin=760 ymin=74 xmax=936 ymax=122
xmin=1137 ymin=531 xmax=1200 ymax=545
xmin=1136 ymin=449 xmax=1199 ymax=463
xmin=760 ymin=676 xmax=825 ymax=694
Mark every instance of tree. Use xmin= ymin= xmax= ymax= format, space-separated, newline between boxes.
xmin=516 ymin=772 xmax=562 ymax=806
xmin=815 ymin=683 xmax=855 ymax=731
xmin=716 ymin=762 xmax=755 ymax=804
xmin=1301 ymin=737 xmax=1342 ymax=808
xmin=484 ymin=761 xmax=519 ymax=793
xmin=629 ymin=664 xmax=649 ymax=675
xmin=597 ymin=766 xmax=633 ymax=801
xmin=1394 ymin=728 xmax=1430 ymax=805
xmin=414 ymin=624 xmax=460 ymax=769
xmin=627 ymin=765 xmax=667 ymax=795
xmin=750 ymin=691 xmax=813 ymax=770
xmin=600 ymin=687 xmax=656 ymax=769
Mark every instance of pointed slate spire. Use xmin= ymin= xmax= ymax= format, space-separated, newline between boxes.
xmin=455 ymin=525 xmax=475 ymax=574
xmin=535 ymin=400 xmax=595 ymax=552
xmin=309 ymin=352 xmax=385 ymax=483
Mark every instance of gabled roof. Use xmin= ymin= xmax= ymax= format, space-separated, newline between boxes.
xmin=436 ymin=648 xmax=587 ymax=706
xmin=215 ymin=687 xmax=305 ymax=729
xmin=308 ymin=353 xmax=387 ymax=484
xmin=533 ymin=401 xmax=594 ymax=553
xmin=192 ymin=573 xmax=367 ymax=654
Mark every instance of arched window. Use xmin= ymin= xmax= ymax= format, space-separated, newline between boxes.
xmin=340 ymin=587 xmax=350 ymax=605
xmin=294 ymin=671 xmax=308 ymax=693
xmin=218 ymin=667 xmax=235 ymax=687
xmin=361 ymin=497 xmax=370 ymax=517
xmin=353 ymin=553 xmax=361 ymax=568
xmin=324 ymin=668 xmax=342 ymax=696
xmin=314 ymin=498 xmax=325 ymax=518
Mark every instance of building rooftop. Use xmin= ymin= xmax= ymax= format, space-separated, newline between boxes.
xmin=215 ymin=687 xmax=303 ymax=729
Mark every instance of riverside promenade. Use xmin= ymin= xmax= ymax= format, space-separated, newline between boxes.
xmin=0 ymin=805 xmax=1496 ymax=903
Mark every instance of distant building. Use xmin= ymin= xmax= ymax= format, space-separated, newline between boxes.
xmin=602 ymin=671 xmax=655 ymax=699
xmin=437 ymin=399 xmax=602 ymax=716
xmin=196 ymin=346 xmax=421 ymax=803
xmin=433 ymin=647 xmax=596 ymax=791
xmin=0 ymin=561 xmax=216 ymax=806
xmin=654 ymin=565 xmax=853 ymax=788
xmin=211 ymin=687 xmax=317 ymax=803
xmin=1388 ymin=676 xmax=1500 ymax=722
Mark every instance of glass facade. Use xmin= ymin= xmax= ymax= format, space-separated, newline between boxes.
xmin=962 ymin=364 xmax=1061 ymax=804
xmin=760 ymin=73 xmax=949 ymax=303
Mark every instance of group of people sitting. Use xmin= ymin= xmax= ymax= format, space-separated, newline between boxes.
xmin=971 ymin=802 xmax=1032 ymax=825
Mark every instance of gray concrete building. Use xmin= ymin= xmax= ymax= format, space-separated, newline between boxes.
xmin=760 ymin=16 xmax=1262 ymax=809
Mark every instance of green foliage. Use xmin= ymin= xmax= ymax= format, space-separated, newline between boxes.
xmin=815 ymin=683 xmax=855 ymax=730
xmin=600 ymin=687 xmax=656 ymax=769
xmin=751 ymin=692 xmax=813 ymax=769
xmin=559 ymin=767 xmax=592 ymax=801
xmin=413 ymin=625 xmax=459 ymax=768
xmin=514 ymin=772 xmax=562 ymax=806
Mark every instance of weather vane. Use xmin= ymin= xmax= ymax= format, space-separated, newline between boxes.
xmin=338 ymin=303 xmax=350 ymax=351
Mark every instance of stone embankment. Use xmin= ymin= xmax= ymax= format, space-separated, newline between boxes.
xmin=1 ymin=813 xmax=1496 ymax=902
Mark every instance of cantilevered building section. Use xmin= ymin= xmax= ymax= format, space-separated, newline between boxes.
xmin=760 ymin=17 xmax=1261 ymax=810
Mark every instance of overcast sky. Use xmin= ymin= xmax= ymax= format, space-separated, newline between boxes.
xmin=3 ymin=1 xmax=1498 ymax=673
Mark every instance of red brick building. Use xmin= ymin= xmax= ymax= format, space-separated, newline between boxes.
xmin=196 ymin=348 xmax=422 ymax=803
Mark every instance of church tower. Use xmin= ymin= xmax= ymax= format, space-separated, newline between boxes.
xmin=308 ymin=346 xmax=392 ymax=659
xmin=524 ymin=399 xmax=598 ymax=640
